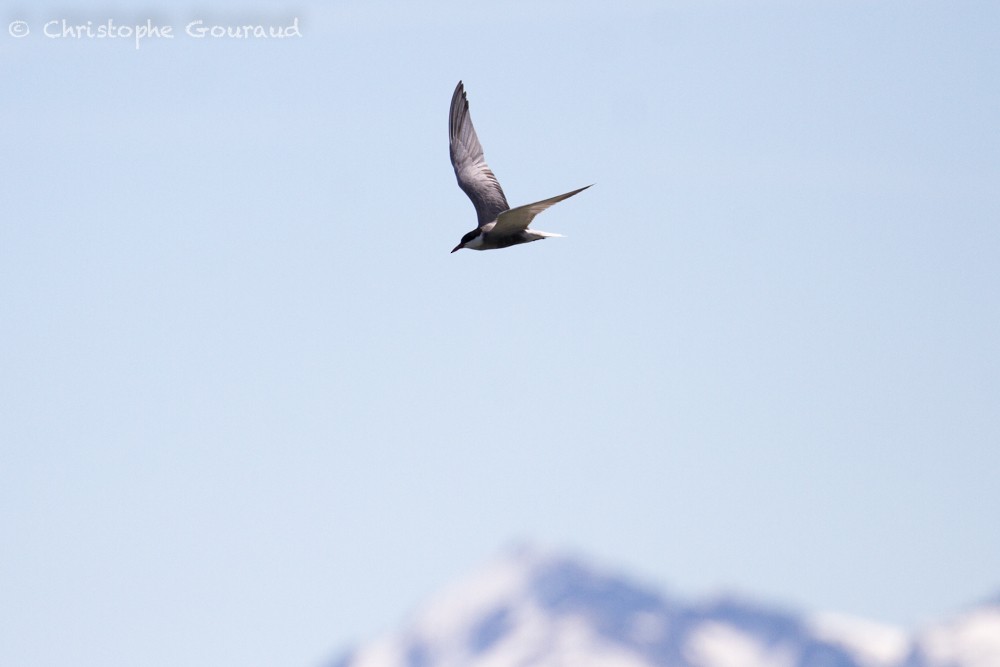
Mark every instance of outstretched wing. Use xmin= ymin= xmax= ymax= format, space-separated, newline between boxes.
xmin=449 ymin=81 xmax=509 ymax=225
xmin=491 ymin=185 xmax=592 ymax=236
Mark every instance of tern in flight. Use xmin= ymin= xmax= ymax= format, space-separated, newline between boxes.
xmin=449 ymin=81 xmax=591 ymax=253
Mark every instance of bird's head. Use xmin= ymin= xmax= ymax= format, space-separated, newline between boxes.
xmin=451 ymin=229 xmax=481 ymax=253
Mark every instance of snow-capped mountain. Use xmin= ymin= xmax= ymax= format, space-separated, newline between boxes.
xmin=331 ymin=548 xmax=1000 ymax=667
xmin=905 ymin=599 xmax=1000 ymax=667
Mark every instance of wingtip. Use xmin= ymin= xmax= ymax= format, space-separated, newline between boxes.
xmin=451 ymin=81 xmax=469 ymax=115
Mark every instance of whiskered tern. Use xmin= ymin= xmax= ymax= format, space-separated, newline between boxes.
xmin=449 ymin=81 xmax=591 ymax=253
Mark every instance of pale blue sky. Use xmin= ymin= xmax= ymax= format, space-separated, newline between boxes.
xmin=1 ymin=2 xmax=998 ymax=666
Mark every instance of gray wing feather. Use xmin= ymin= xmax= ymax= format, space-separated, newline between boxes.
xmin=450 ymin=81 xmax=510 ymax=225
xmin=491 ymin=184 xmax=593 ymax=236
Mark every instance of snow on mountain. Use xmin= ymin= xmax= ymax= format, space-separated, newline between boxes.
xmin=808 ymin=613 xmax=909 ymax=667
xmin=330 ymin=548 xmax=1000 ymax=667
xmin=907 ymin=600 xmax=1000 ymax=667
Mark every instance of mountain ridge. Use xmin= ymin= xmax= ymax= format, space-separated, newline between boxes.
xmin=332 ymin=547 xmax=1000 ymax=667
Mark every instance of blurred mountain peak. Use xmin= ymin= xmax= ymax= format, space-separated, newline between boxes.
xmin=334 ymin=548 xmax=999 ymax=667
